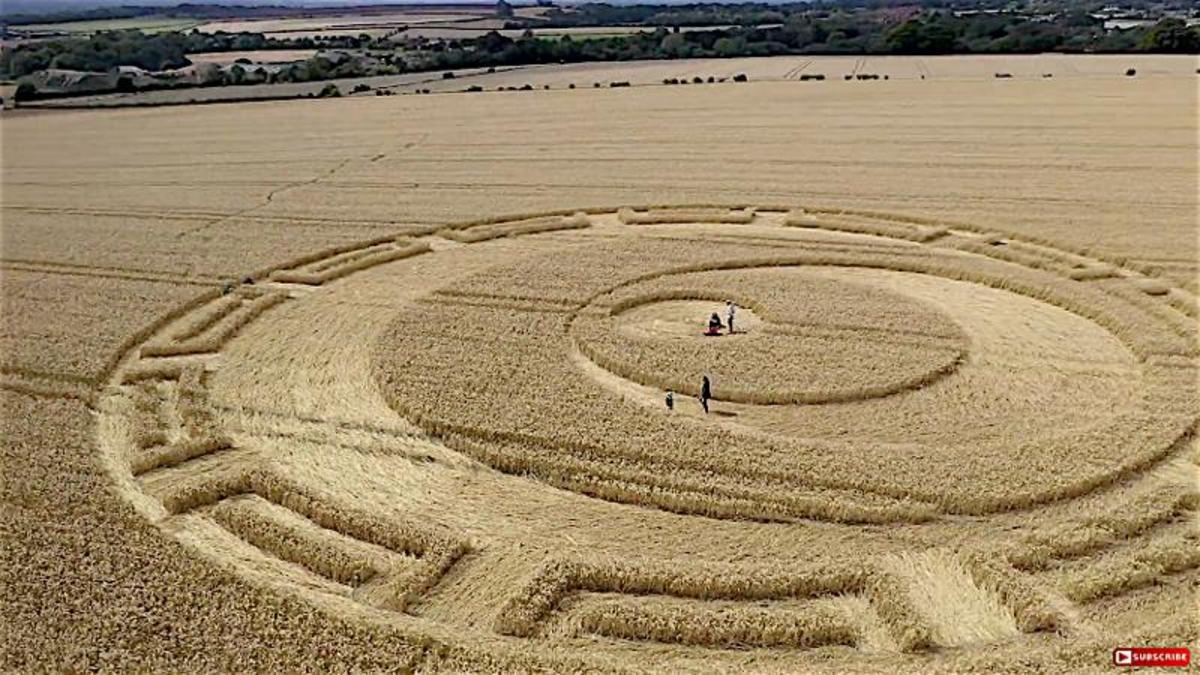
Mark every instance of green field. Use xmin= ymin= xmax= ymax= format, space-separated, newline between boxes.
xmin=16 ymin=16 xmax=203 ymax=35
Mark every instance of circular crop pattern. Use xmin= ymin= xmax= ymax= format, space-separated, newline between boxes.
xmin=571 ymin=268 xmax=969 ymax=405
xmin=374 ymin=237 xmax=1184 ymax=524
xmin=97 ymin=205 xmax=1199 ymax=671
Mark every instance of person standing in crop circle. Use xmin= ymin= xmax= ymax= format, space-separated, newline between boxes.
xmin=726 ymin=300 xmax=737 ymax=334
xmin=665 ymin=390 xmax=674 ymax=411
xmin=700 ymin=375 xmax=712 ymax=414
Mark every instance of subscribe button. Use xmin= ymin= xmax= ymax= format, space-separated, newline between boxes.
xmin=1114 ymin=647 xmax=1191 ymax=667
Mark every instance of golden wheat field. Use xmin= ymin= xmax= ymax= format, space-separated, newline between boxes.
xmin=1 ymin=56 xmax=1198 ymax=672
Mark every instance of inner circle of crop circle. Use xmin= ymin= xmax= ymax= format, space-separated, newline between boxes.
xmin=569 ymin=267 xmax=969 ymax=405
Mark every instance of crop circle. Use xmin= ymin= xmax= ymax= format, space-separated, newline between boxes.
xmin=97 ymin=205 xmax=1199 ymax=668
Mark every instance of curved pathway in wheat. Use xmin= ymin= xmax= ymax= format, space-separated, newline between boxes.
xmin=95 ymin=205 xmax=1199 ymax=671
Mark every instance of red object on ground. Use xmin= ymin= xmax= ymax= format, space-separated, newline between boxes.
xmin=1113 ymin=647 xmax=1190 ymax=667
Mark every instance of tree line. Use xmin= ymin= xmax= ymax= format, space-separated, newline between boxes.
xmin=3 ymin=6 xmax=1196 ymax=93
xmin=0 ymin=29 xmax=388 ymax=78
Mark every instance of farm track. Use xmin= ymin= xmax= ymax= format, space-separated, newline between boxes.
xmin=1 ymin=204 xmax=441 ymax=230
xmin=173 ymin=156 xmax=366 ymax=239
xmin=0 ymin=260 xmax=222 ymax=286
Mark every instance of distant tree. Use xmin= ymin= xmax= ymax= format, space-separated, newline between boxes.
xmin=476 ymin=31 xmax=514 ymax=54
xmin=496 ymin=0 xmax=514 ymax=19
xmin=5 ymin=49 xmax=52 ymax=77
xmin=14 ymin=82 xmax=36 ymax=101
xmin=886 ymin=17 xmax=958 ymax=54
xmin=713 ymin=37 xmax=740 ymax=57
xmin=1139 ymin=18 xmax=1200 ymax=53
xmin=660 ymin=32 xmax=688 ymax=56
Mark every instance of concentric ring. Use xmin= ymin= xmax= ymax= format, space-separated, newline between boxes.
xmin=94 ymin=205 xmax=1199 ymax=665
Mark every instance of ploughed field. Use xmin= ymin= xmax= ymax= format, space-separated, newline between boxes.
xmin=2 ymin=59 xmax=1197 ymax=672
